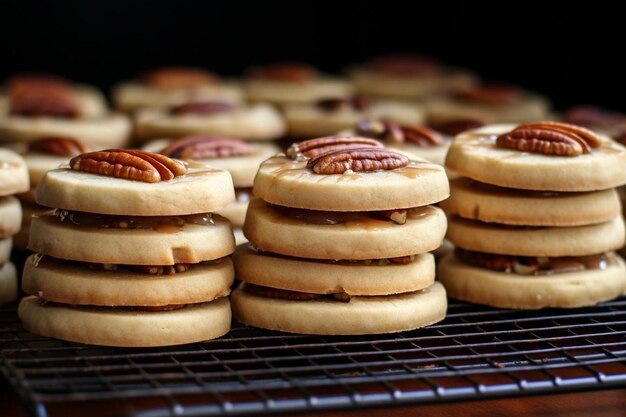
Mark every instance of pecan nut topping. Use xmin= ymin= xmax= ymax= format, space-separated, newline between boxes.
xmin=140 ymin=67 xmax=219 ymax=89
xmin=356 ymin=119 xmax=445 ymax=146
xmin=28 ymin=137 xmax=88 ymax=157
xmin=496 ymin=121 xmax=603 ymax=156
xmin=315 ymin=96 xmax=371 ymax=112
xmin=307 ymin=147 xmax=409 ymax=174
xmin=453 ymin=84 xmax=522 ymax=105
xmin=9 ymin=75 xmax=79 ymax=118
xmin=70 ymin=149 xmax=187 ymax=182
xmin=248 ymin=62 xmax=319 ymax=82
xmin=287 ymin=136 xmax=384 ymax=159
xmin=430 ymin=118 xmax=486 ymax=136
xmin=160 ymin=135 xmax=254 ymax=159
xmin=170 ymin=101 xmax=235 ymax=115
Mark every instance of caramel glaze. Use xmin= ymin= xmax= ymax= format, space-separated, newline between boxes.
xmin=250 ymin=245 xmax=417 ymax=265
xmin=455 ymin=248 xmax=613 ymax=276
xmin=244 ymin=283 xmax=351 ymax=302
xmin=52 ymin=209 xmax=214 ymax=231
xmin=38 ymin=298 xmax=190 ymax=312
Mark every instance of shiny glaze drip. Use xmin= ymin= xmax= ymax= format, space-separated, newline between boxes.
xmin=53 ymin=209 xmax=214 ymax=231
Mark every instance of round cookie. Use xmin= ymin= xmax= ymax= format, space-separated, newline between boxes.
xmin=0 ymin=237 xmax=12 ymax=264
xmin=23 ymin=152 xmax=73 ymax=186
xmin=244 ymin=199 xmax=447 ymax=260
xmin=134 ymin=104 xmax=286 ymax=143
xmin=29 ymin=213 xmax=235 ymax=265
xmin=22 ymin=255 xmax=234 ymax=307
xmin=36 ymin=164 xmax=234 ymax=215
xmin=447 ymin=215 xmax=625 ymax=257
xmin=0 ymin=196 xmax=22 ymax=237
xmin=18 ymin=296 xmax=231 ymax=347
xmin=0 ymin=148 xmax=29 ymax=196
xmin=445 ymin=125 xmax=626 ymax=191
xmin=232 ymin=281 xmax=447 ymax=335
xmin=388 ymin=141 xmax=452 ymax=166
xmin=254 ymin=155 xmax=449 ymax=211
xmin=0 ymin=262 xmax=17 ymax=305
xmin=438 ymin=252 xmax=626 ymax=309
xmin=234 ymin=245 xmax=435 ymax=296
xmin=442 ymin=178 xmax=622 ymax=226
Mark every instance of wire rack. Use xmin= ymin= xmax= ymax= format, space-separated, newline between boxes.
xmin=1 ymin=296 xmax=626 ymax=417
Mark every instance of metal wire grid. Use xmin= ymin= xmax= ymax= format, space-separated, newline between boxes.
xmin=1 ymin=297 xmax=626 ymax=417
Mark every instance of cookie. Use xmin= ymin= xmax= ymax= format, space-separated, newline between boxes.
xmin=445 ymin=124 xmax=626 ymax=191
xmin=438 ymin=252 xmax=626 ymax=309
xmin=244 ymin=199 xmax=447 ymax=260
xmin=134 ymin=104 xmax=286 ymax=143
xmin=216 ymin=201 xmax=247 ymax=228
xmin=18 ymin=296 xmax=232 ymax=347
xmin=234 ymin=245 xmax=434 ymax=296
xmin=231 ymin=281 xmax=447 ymax=335
xmin=0 ymin=196 xmax=22 ymax=237
xmin=442 ymin=178 xmax=621 ymax=226
xmin=447 ymin=215 xmax=625 ymax=257
xmin=0 ymin=148 xmax=29 ymax=196
xmin=0 ymin=262 xmax=17 ymax=305
xmin=12 ymin=201 xmax=38 ymax=250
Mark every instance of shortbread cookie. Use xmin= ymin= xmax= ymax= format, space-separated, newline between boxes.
xmin=29 ymin=212 xmax=235 ymax=265
xmin=244 ymin=199 xmax=447 ymax=259
xmin=234 ymin=245 xmax=434 ymax=295
xmin=0 ymin=238 xmax=11 ymax=264
xmin=254 ymin=154 xmax=449 ymax=211
xmin=0 ymin=196 xmax=21 ymax=237
xmin=231 ymin=281 xmax=447 ymax=335
xmin=19 ymin=296 xmax=231 ymax=347
xmin=447 ymin=215 xmax=625 ymax=257
xmin=442 ymin=178 xmax=621 ymax=226
xmin=0 ymin=148 xmax=29 ymax=196
xmin=134 ymin=104 xmax=286 ymax=142
xmin=445 ymin=124 xmax=626 ymax=191
xmin=438 ymin=252 xmax=626 ymax=309
xmin=22 ymin=255 xmax=233 ymax=306
xmin=0 ymin=262 xmax=17 ymax=305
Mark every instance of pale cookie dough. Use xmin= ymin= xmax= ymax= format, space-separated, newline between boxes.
xmin=388 ymin=141 xmax=452 ymax=166
xmin=29 ymin=213 xmax=235 ymax=265
xmin=244 ymin=199 xmax=447 ymax=260
xmin=447 ymin=216 xmax=625 ymax=257
xmin=23 ymin=153 xmax=71 ymax=186
xmin=0 ymin=148 xmax=29 ymax=196
xmin=445 ymin=125 xmax=626 ymax=191
xmin=0 ymin=196 xmax=22 ymax=237
xmin=254 ymin=156 xmax=449 ymax=211
xmin=438 ymin=252 xmax=626 ymax=309
xmin=36 ymin=164 xmax=234 ymax=215
xmin=0 ymin=237 xmax=12 ymax=264
xmin=284 ymin=101 xmax=425 ymax=137
xmin=232 ymin=282 xmax=447 ymax=335
xmin=234 ymin=245 xmax=435 ymax=296
xmin=23 ymin=255 xmax=234 ymax=307
xmin=18 ymin=296 xmax=231 ymax=347
xmin=134 ymin=104 xmax=286 ymax=142
xmin=0 ymin=262 xmax=17 ymax=305
xmin=442 ymin=178 xmax=621 ymax=226
xmin=245 ymin=77 xmax=353 ymax=106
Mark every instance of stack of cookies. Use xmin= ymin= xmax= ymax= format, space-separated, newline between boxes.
xmin=19 ymin=149 xmax=236 ymax=346
xmin=0 ymin=149 xmax=29 ymax=305
xmin=440 ymin=122 xmax=626 ymax=308
xmin=232 ymin=136 xmax=450 ymax=335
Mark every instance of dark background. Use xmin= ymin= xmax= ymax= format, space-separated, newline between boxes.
xmin=0 ymin=1 xmax=622 ymax=111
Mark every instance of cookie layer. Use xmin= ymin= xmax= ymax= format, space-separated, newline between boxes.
xmin=234 ymin=245 xmax=434 ymax=295
xmin=0 ymin=262 xmax=17 ymax=306
xmin=232 ymin=282 xmax=446 ymax=335
xmin=447 ymin=216 xmax=625 ymax=257
xmin=438 ymin=252 xmax=626 ymax=309
xmin=0 ymin=196 xmax=21 ymax=237
xmin=36 ymin=164 xmax=234 ymax=215
xmin=134 ymin=104 xmax=286 ymax=142
xmin=23 ymin=153 xmax=71 ymax=186
xmin=388 ymin=142 xmax=451 ymax=166
xmin=29 ymin=213 xmax=235 ymax=265
xmin=445 ymin=125 xmax=626 ymax=191
xmin=442 ymin=178 xmax=621 ymax=226
xmin=244 ymin=199 xmax=447 ymax=259
xmin=18 ymin=296 xmax=231 ymax=347
xmin=23 ymin=255 xmax=233 ymax=306
xmin=0 ymin=148 xmax=29 ymax=196
xmin=254 ymin=155 xmax=449 ymax=211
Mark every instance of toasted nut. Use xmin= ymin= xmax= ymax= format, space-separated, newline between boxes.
xmin=307 ymin=147 xmax=409 ymax=174
xmin=248 ymin=62 xmax=319 ymax=82
xmin=129 ymin=264 xmax=192 ymax=275
xmin=357 ymin=120 xmax=444 ymax=146
xmin=287 ymin=136 xmax=383 ymax=159
xmin=453 ymin=84 xmax=522 ymax=105
xmin=70 ymin=149 xmax=187 ymax=182
xmin=315 ymin=96 xmax=370 ymax=112
xmin=28 ymin=137 xmax=88 ymax=157
xmin=378 ymin=209 xmax=408 ymax=225
xmin=160 ymin=135 xmax=254 ymax=159
xmin=9 ymin=75 xmax=79 ymax=118
xmin=170 ymin=101 xmax=235 ymax=115
xmin=430 ymin=118 xmax=486 ymax=136
xmin=140 ymin=67 xmax=219 ymax=89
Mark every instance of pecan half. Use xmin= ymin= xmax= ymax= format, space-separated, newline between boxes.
xmin=28 ymin=137 xmax=88 ymax=157
xmin=287 ymin=136 xmax=383 ymax=159
xmin=356 ymin=120 xmax=445 ymax=146
xmin=562 ymin=106 xmax=625 ymax=129
xmin=9 ymin=75 xmax=79 ymax=118
xmin=496 ymin=121 xmax=603 ymax=156
xmin=170 ymin=101 xmax=235 ymax=115
xmin=140 ymin=67 xmax=219 ymax=89
xmin=160 ymin=135 xmax=254 ymax=159
xmin=453 ymin=84 xmax=522 ymax=105
xmin=367 ymin=54 xmax=442 ymax=76
xmin=307 ymin=147 xmax=409 ymax=174
xmin=430 ymin=118 xmax=486 ymax=136
xmin=70 ymin=149 xmax=187 ymax=182
xmin=248 ymin=62 xmax=319 ymax=82
xmin=315 ymin=96 xmax=370 ymax=112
